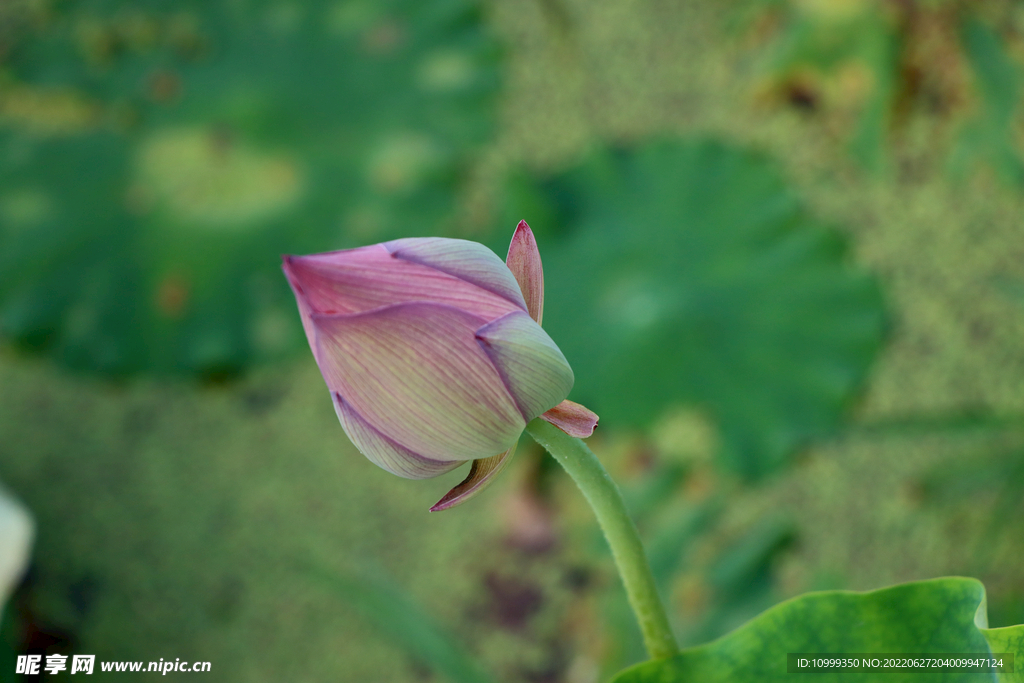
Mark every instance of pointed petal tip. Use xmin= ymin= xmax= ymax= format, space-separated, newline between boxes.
xmin=281 ymin=255 xmax=309 ymax=303
xmin=429 ymin=443 xmax=518 ymax=512
xmin=540 ymin=400 xmax=598 ymax=438
xmin=429 ymin=497 xmax=459 ymax=513
xmin=280 ymin=253 xmax=310 ymax=290
xmin=511 ymin=220 xmax=535 ymax=244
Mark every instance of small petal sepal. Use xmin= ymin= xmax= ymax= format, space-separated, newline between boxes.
xmin=506 ymin=220 xmax=545 ymax=325
xmin=430 ymin=441 xmax=518 ymax=512
xmin=540 ymin=400 xmax=599 ymax=438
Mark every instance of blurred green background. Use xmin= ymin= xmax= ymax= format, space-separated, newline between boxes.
xmin=2 ymin=0 xmax=1024 ymax=680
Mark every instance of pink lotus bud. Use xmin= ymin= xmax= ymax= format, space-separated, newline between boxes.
xmin=283 ymin=222 xmax=597 ymax=510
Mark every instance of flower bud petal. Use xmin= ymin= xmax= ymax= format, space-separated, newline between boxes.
xmin=384 ymin=238 xmax=528 ymax=312
xmin=332 ymin=393 xmax=463 ymax=479
xmin=476 ymin=311 xmax=574 ymax=421
xmin=540 ymin=400 xmax=599 ymax=438
xmin=505 ymin=220 xmax=544 ymax=324
xmin=429 ymin=441 xmax=518 ymax=512
xmin=282 ymin=244 xmax=522 ymax=324
xmin=313 ymin=302 xmax=525 ymax=462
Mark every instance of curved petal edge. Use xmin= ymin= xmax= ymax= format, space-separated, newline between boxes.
xmin=475 ymin=310 xmax=574 ymax=422
xmin=333 ymin=392 xmax=463 ymax=480
xmin=314 ymin=303 xmax=525 ymax=462
xmin=385 ymin=238 xmax=528 ymax=313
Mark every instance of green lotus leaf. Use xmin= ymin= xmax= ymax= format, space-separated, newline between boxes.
xmin=613 ymin=577 xmax=1024 ymax=683
xmin=532 ymin=139 xmax=886 ymax=478
xmin=0 ymin=0 xmax=499 ymax=375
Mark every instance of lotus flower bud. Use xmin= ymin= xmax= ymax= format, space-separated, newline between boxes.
xmin=283 ymin=221 xmax=597 ymax=510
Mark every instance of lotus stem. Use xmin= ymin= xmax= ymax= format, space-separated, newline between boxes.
xmin=525 ymin=418 xmax=679 ymax=661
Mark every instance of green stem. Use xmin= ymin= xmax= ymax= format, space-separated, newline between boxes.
xmin=525 ymin=418 xmax=679 ymax=661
